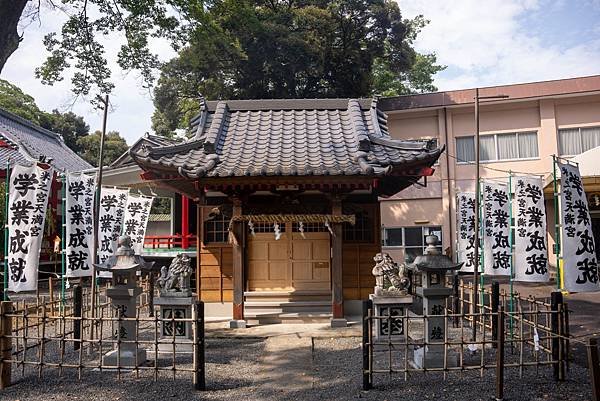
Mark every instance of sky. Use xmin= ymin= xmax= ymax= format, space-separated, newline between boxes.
xmin=2 ymin=0 xmax=600 ymax=145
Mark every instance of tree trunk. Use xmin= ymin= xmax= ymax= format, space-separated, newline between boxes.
xmin=0 ymin=0 xmax=29 ymax=73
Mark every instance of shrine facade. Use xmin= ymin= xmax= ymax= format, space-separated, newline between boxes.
xmin=131 ymin=97 xmax=442 ymax=326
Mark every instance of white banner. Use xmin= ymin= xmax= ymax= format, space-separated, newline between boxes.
xmin=7 ymin=164 xmax=53 ymax=292
xmin=482 ymin=181 xmax=511 ymax=276
xmin=560 ymin=163 xmax=599 ymax=292
xmin=97 ymin=187 xmax=129 ymax=268
xmin=514 ymin=176 xmax=549 ymax=282
xmin=123 ymin=194 xmax=154 ymax=255
xmin=457 ymin=192 xmax=476 ymax=273
xmin=65 ymin=172 xmax=96 ymax=277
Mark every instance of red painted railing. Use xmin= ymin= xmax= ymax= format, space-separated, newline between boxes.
xmin=143 ymin=234 xmax=198 ymax=250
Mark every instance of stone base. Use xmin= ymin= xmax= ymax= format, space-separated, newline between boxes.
xmin=229 ymin=319 xmax=247 ymax=328
xmin=330 ymin=318 xmax=348 ymax=328
xmin=369 ymin=294 xmax=413 ymax=340
xmin=102 ymin=348 xmax=147 ymax=368
xmin=412 ymin=346 xmax=458 ymax=369
xmin=154 ymin=339 xmax=194 ymax=353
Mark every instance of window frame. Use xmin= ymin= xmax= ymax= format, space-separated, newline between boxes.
xmin=558 ymin=125 xmax=600 ymax=156
xmin=381 ymin=226 xmax=443 ymax=254
xmin=455 ymin=131 xmax=540 ymax=164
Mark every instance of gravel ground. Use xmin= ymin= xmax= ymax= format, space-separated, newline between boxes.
xmin=0 ymin=335 xmax=592 ymax=401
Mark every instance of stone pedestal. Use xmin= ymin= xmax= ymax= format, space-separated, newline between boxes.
xmin=155 ymin=297 xmax=196 ymax=352
xmin=102 ymin=286 xmax=147 ymax=367
xmin=369 ymin=294 xmax=413 ymax=340
xmin=412 ymin=284 xmax=458 ymax=368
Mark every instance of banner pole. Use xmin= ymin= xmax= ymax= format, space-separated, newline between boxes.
xmin=552 ymin=155 xmax=562 ymax=290
xmin=61 ymin=173 xmax=66 ymax=308
xmin=508 ymin=171 xmax=514 ymax=341
xmin=3 ymin=160 xmax=9 ymax=301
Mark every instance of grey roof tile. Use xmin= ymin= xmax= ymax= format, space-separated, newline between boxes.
xmin=0 ymin=108 xmax=92 ymax=172
xmin=132 ymin=98 xmax=443 ymax=180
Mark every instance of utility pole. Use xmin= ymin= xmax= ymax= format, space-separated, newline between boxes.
xmin=472 ymin=89 xmax=509 ymax=341
xmin=90 ymin=94 xmax=109 ymax=337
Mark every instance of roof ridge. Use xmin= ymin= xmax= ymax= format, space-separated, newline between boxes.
xmin=347 ymin=99 xmax=371 ymax=151
xmin=0 ymin=107 xmax=64 ymax=144
xmin=203 ymin=101 xmax=228 ymax=153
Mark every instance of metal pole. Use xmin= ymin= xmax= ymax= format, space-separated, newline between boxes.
xmin=91 ymin=94 xmax=109 ymax=334
xmin=473 ymin=88 xmax=480 ymax=340
xmin=508 ymin=171 xmax=514 ymax=340
xmin=552 ymin=155 xmax=562 ymax=290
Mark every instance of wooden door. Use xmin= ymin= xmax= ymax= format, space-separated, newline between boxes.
xmin=247 ymin=231 xmax=290 ymax=291
xmin=291 ymin=232 xmax=330 ymax=290
xmin=246 ymin=223 xmax=331 ymax=292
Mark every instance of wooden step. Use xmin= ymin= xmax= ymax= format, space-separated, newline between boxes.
xmin=244 ymin=290 xmax=331 ymax=302
xmin=246 ymin=311 xmax=332 ymax=325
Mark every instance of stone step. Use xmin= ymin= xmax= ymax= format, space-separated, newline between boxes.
xmin=244 ymin=290 xmax=331 ymax=302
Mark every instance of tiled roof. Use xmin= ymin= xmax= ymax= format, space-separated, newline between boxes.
xmin=131 ymin=98 xmax=443 ymax=179
xmin=111 ymin=133 xmax=181 ymax=168
xmin=0 ymin=108 xmax=92 ymax=172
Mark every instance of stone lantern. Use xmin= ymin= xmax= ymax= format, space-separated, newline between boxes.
xmin=95 ymin=235 xmax=155 ymax=367
xmin=410 ymin=234 xmax=462 ymax=368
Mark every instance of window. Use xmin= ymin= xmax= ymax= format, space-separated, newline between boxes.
xmin=382 ymin=226 xmax=442 ymax=262
xmin=456 ymin=132 xmax=539 ymax=163
xmin=558 ymin=127 xmax=600 ymax=155
xmin=204 ymin=213 xmax=230 ymax=243
xmin=343 ymin=210 xmax=373 ymax=242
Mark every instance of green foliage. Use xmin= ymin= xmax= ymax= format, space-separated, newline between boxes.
xmin=0 ymin=79 xmax=90 ymax=152
xmin=33 ymin=1 xmax=202 ymax=100
xmin=0 ymin=79 xmax=45 ymax=123
xmin=152 ymin=0 xmax=445 ymax=136
xmin=40 ymin=110 xmax=90 ymax=153
xmin=77 ymin=130 xmax=129 ymax=167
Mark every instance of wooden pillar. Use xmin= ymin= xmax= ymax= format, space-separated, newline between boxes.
xmin=181 ymin=195 xmax=190 ymax=249
xmin=230 ymin=197 xmax=246 ymax=328
xmin=196 ymin=205 xmax=203 ymax=301
xmin=331 ymin=197 xmax=346 ymax=327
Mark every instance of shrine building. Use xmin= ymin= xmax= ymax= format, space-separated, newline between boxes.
xmin=131 ymin=98 xmax=443 ymax=326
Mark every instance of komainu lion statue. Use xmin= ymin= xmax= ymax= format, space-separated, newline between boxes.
xmin=157 ymin=254 xmax=192 ymax=297
xmin=372 ymin=252 xmax=411 ymax=296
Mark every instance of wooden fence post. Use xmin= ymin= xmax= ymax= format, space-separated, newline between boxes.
xmin=453 ymin=274 xmax=460 ymax=328
xmin=73 ymin=285 xmax=83 ymax=351
xmin=588 ymin=338 xmax=600 ymax=401
xmin=362 ymin=299 xmax=372 ymax=391
xmin=0 ymin=301 xmax=13 ymax=389
xmin=495 ymin=306 xmax=505 ymax=401
xmin=148 ymin=274 xmax=155 ymax=317
xmin=193 ymin=300 xmax=205 ymax=391
xmin=491 ymin=281 xmax=499 ymax=347
xmin=551 ymin=291 xmax=563 ymax=381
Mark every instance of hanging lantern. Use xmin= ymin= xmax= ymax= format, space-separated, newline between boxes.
xmin=299 ymin=221 xmax=306 ymax=238
xmin=274 ymin=223 xmax=282 ymax=240
xmin=248 ymin=220 xmax=256 ymax=237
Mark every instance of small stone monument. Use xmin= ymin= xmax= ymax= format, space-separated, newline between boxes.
xmin=95 ymin=235 xmax=155 ymax=368
xmin=369 ymin=253 xmax=413 ymax=340
xmin=410 ymin=235 xmax=462 ymax=368
xmin=155 ymin=254 xmax=196 ymax=352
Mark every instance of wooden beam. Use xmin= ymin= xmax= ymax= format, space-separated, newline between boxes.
xmin=331 ymin=197 xmax=345 ymax=324
xmin=231 ymin=197 xmax=245 ymax=324
xmin=196 ymin=204 xmax=203 ymax=301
